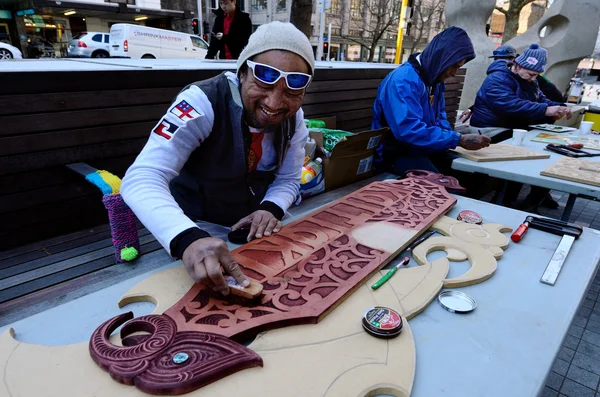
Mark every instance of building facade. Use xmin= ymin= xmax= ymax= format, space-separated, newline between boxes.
xmin=0 ymin=0 xmax=186 ymax=58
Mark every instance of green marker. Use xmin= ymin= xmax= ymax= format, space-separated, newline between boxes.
xmin=371 ymin=229 xmax=438 ymax=290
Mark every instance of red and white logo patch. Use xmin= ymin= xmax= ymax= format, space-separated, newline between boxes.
xmin=526 ymin=56 xmax=539 ymax=66
xmin=153 ymin=119 xmax=178 ymax=140
xmin=170 ymin=100 xmax=200 ymax=121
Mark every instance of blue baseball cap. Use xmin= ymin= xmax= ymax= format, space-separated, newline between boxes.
xmin=490 ymin=45 xmax=517 ymax=58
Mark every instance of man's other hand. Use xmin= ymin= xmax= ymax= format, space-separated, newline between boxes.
xmin=182 ymin=237 xmax=249 ymax=295
xmin=232 ymin=210 xmax=282 ymax=242
xmin=458 ymin=134 xmax=491 ymax=150
xmin=546 ymin=106 xmax=566 ymax=119
xmin=458 ymin=109 xmax=472 ymax=123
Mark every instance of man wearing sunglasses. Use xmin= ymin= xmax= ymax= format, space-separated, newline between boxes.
xmin=372 ymin=26 xmax=491 ymax=179
xmin=122 ymin=22 xmax=314 ymax=294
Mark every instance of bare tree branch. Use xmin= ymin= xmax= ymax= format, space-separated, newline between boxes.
xmin=494 ymin=6 xmax=508 ymax=15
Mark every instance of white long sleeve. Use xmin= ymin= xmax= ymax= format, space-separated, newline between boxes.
xmin=121 ymin=86 xmax=214 ymax=255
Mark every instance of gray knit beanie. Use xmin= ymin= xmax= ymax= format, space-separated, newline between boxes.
xmin=515 ymin=43 xmax=547 ymax=73
xmin=236 ymin=21 xmax=315 ymax=76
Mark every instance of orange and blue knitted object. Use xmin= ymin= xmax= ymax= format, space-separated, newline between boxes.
xmin=85 ymin=170 xmax=140 ymax=263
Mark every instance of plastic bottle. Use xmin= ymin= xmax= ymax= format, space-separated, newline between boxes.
xmin=304 ymin=137 xmax=317 ymax=165
xmin=300 ymin=158 xmax=323 ymax=184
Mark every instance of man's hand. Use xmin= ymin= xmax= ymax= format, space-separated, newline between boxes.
xmin=182 ymin=237 xmax=249 ymax=295
xmin=546 ymin=106 xmax=567 ymax=119
xmin=458 ymin=109 xmax=472 ymax=123
xmin=458 ymin=134 xmax=491 ymax=150
xmin=215 ymin=32 xmax=223 ymax=40
xmin=564 ymin=107 xmax=573 ymax=120
xmin=232 ymin=210 xmax=282 ymax=242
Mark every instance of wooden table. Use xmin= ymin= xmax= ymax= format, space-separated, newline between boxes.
xmin=1 ymin=174 xmax=599 ymax=396
xmin=452 ymin=129 xmax=600 ymax=220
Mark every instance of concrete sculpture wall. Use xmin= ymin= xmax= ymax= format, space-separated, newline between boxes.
xmin=445 ymin=0 xmax=497 ymax=109
xmin=447 ymin=0 xmax=600 ymax=110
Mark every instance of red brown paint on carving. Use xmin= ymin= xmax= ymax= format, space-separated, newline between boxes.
xmin=89 ymin=312 xmax=262 ymax=395
xmin=164 ymin=178 xmax=456 ymax=340
xmin=405 ymin=169 xmax=466 ymax=194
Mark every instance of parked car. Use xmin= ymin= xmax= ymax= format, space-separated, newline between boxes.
xmin=68 ymin=32 xmax=110 ymax=58
xmin=0 ymin=42 xmax=23 ymax=60
xmin=109 ymin=24 xmax=208 ymax=59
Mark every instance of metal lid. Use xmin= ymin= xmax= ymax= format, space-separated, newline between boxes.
xmin=438 ymin=290 xmax=477 ymax=314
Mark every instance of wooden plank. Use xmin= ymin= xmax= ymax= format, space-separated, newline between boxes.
xmin=445 ymin=83 xmax=463 ymax=91
xmin=313 ymin=68 xmax=393 ymax=82
xmin=312 ymin=108 xmax=373 ymax=123
xmin=303 ymin=89 xmax=378 ymax=106
xmin=0 ymin=138 xmax=147 ymax=175
xmin=337 ymin=118 xmax=373 ymax=132
xmin=0 ymin=239 xmax=163 ymax=304
xmin=0 ymin=155 xmax=135 ymax=195
xmin=445 ymin=97 xmax=460 ymax=106
xmin=0 ymin=182 xmax=100 ymax=214
xmin=446 ymin=104 xmax=460 ymax=114
xmin=0 ymin=223 xmax=111 ymax=262
xmin=1 ymin=70 xmax=223 ymax=95
xmin=303 ymin=98 xmax=374 ymax=117
xmin=0 ymin=121 xmax=154 ymax=156
xmin=1 ymin=104 xmax=166 ymax=136
xmin=444 ymin=91 xmax=461 ymax=99
xmin=306 ymin=79 xmax=383 ymax=93
xmin=0 ymin=246 xmax=172 ymax=328
xmin=445 ymin=75 xmax=465 ymax=84
xmin=0 ymin=233 xmax=157 ymax=289
xmin=0 ymin=87 xmax=180 ymax=116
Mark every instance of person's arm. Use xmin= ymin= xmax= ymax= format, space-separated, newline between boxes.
xmin=205 ymin=19 xmax=219 ymax=59
xmin=537 ymin=74 xmax=565 ymax=103
xmin=121 ymin=86 xmax=214 ymax=257
xmin=261 ymin=108 xmax=308 ymax=216
xmin=484 ymin=78 xmax=548 ymax=119
xmin=381 ymin=74 xmax=460 ymax=152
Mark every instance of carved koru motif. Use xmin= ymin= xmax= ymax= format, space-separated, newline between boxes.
xmin=165 ymin=178 xmax=456 ymax=339
xmin=89 ymin=312 xmax=262 ymax=395
xmin=405 ymin=169 xmax=466 ymax=194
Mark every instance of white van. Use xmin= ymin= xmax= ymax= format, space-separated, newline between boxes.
xmin=109 ymin=24 xmax=208 ymax=59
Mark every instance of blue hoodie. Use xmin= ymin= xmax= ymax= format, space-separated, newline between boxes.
xmin=470 ymin=60 xmax=562 ymax=128
xmin=372 ymin=26 xmax=475 ymax=162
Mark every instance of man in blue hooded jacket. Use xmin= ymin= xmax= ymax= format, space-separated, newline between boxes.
xmin=372 ymin=26 xmax=491 ymax=176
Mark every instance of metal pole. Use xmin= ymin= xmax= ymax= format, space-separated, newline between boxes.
xmin=327 ymin=22 xmax=331 ymax=61
xmin=205 ymin=0 xmax=212 ymax=32
xmin=316 ymin=6 xmax=325 ymax=61
xmin=197 ymin=0 xmax=204 ymax=36
xmin=394 ymin=0 xmax=409 ymax=64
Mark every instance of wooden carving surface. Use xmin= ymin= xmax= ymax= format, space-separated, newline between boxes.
xmin=165 ymin=178 xmax=456 ymax=339
xmin=1 ymin=216 xmax=514 ymax=397
xmin=541 ymin=157 xmax=600 ymax=187
xmin=452 ymin=144 xmax=550 ymax=162
xmin=405 ymin=169 xmax=467 ymax=193
xmin=88 ymin=312 xmax=262 ymax=395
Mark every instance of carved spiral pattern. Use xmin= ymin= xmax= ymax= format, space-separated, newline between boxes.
xmin=164 ymin=178 xmax=456 ymax=339
xmin=89 ymin=314 xmax=263 ymax=395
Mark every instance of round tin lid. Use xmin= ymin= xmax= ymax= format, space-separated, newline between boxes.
xmin=457 ymin=210 xmax=483 ymax=224
xmin=437 ymin=290 xmax=477 ymax=314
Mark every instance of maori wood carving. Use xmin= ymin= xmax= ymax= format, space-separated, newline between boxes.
xmin=452 ymin=144 xmax=550 ymax=162
xmin=541 ymin=157 xmax=600 ymax=187
xmin=88 ymin=312 xmax=262 ymax=395
xmin=165 ymin=178 xmax=456 ymax=339
xmin=405 ymin=169 xmax=466 ymax=193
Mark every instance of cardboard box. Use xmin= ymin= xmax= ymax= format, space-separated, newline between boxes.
xmin=308 ymin=117 xmax=388 ymax=191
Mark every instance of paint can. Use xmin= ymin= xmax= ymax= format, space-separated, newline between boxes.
xmin=457 ymin=210 xmax=483 ymax=224
xmin=361 ymin=306 xmax=403 ymax=339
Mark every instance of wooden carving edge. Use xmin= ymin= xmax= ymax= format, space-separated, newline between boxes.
xmin=412 ymin=235 xmax=498 ymax=288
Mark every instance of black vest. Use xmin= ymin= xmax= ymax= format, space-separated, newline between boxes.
xmin=169 ymin=73 xmax=296 ymax=226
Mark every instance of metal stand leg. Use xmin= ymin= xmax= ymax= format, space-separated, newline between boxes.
xmin=495 ymin=180 xmax=508 ymax=205
xmin=561 ymin=194 xmax=577 ymax=221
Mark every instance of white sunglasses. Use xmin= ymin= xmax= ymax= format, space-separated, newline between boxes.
xmin=247 ymin=60 xmax=312 ymax=90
